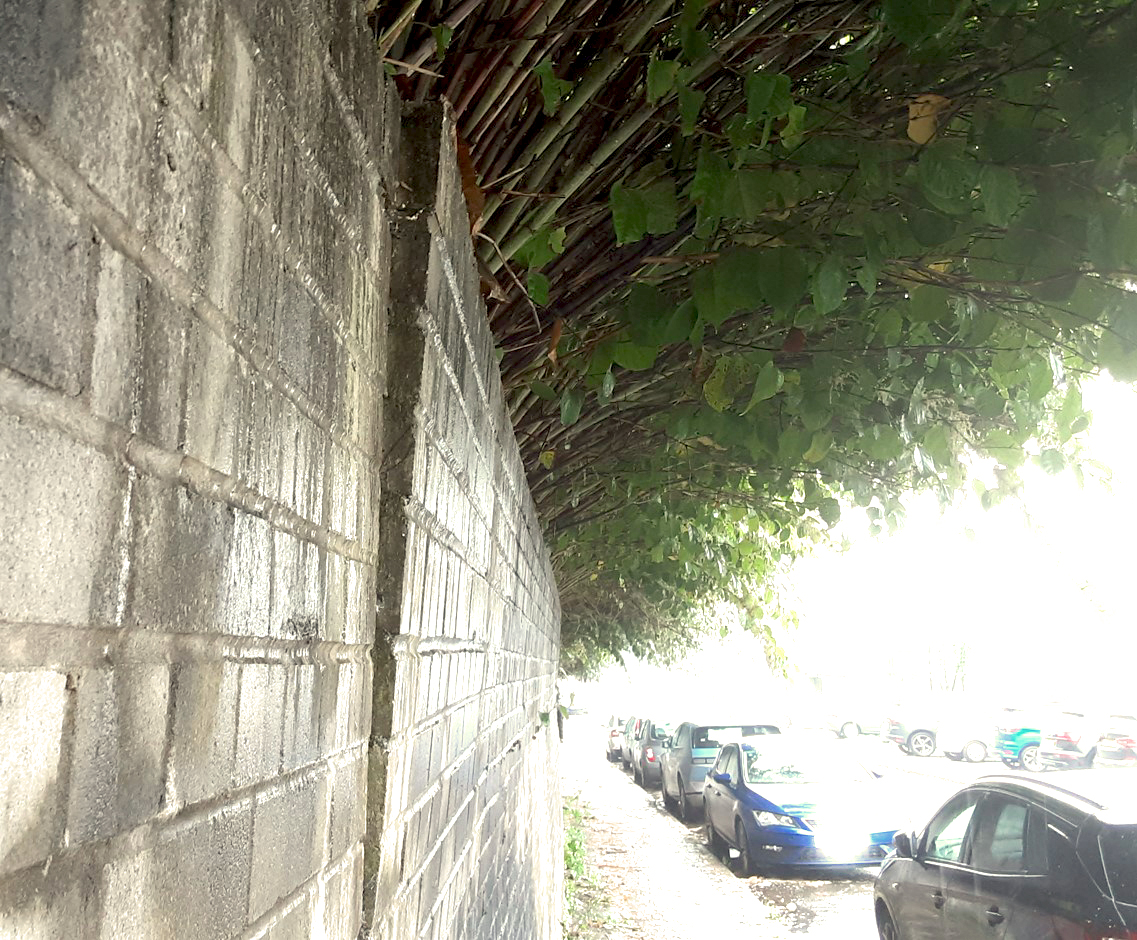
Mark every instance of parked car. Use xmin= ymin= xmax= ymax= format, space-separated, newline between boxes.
xmin=874 ymin=772 xmax=1137 ymax=940
xmin=994 ymin=711 xmax=1043 ymax=771
xmin=1039 ymin=709 xmax=1102 ymax=771
xmin=660 ymin=721 xmax=781 ymax=820
xmin=825 ymin=708 xmax=885 ymax=739
xmin=1095 ymin=713 xmax=1137 ymax=769
xmin=619 ymin=716 xmax=643 ymax=768
xmin=630 ymin=718 xmax=674 ymax=787
xmin=702 ymin=735 xmax=899 ymax=874
xmin=938 ymin=706 xmax=1025 ymax=763
xmin=883 ymin=713 xmax=938 ymax=757
xmin=604 ymin=714 xmax=625 ymax=762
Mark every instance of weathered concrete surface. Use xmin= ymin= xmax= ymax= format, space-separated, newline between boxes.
xmin=0 ymin=1 xmax=562 ymax=938
xmin=0 ymin=0 xmax=390 ymax=935
xmin=364 ymin=102 xmax=563 ymax=940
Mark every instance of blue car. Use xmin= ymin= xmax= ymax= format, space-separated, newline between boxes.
xmin=702 ymin=735 xmax=898 ymax=874
xmin=994 ymin=714 xmax=1042 ymax=772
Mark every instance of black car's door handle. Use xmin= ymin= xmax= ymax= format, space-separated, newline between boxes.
xmin=932 ymin=891 xmax=945 ymax=910
xmin=986 ymin=907 xmax=1004 ymax=926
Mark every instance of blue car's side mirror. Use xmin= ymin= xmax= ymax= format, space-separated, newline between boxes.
xmin=712 ymin=772 xmax=732 ymax=784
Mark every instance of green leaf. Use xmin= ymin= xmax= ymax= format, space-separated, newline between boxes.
xmin=530 ymin=380 xmax=558 ymax=401
xmin=643 ymin=181 xmax=679 ymax=236
xmin=818 ymin=498 xmax=841 ymax=527
xmin=907 ymin=207 xmax=957 ymax=246
xmin=515 ymin=226 xmax=568 ymax=268
xmin=600 ymin=369 xmax=616 ymax=403
xmin=811 ymin=255 xmax=847 ymax=315
xmin=758 ymin=247 xmax=809 ymax=315
xmin=703 ymin=357 xmax=749 ymax=412
xmin=662 ymin=299 xmax=698 ymax=345
xmin=560 ymin=389 xmax=584 ymax=426
xmin=533 ymin=59 xmax=572 ymax=116
xmin=625 ymin=283 xmax=671 ymax=345
xmin=647 ymin=57 xmax=680 ymax=103
xmin=1037 ymin=448 xmax=1066 ymax=475
xmin=862 ymin=425 xmax=903 ymax=461
xmin=713 ymin=248 xmax=765 ymax=321
xmin=432 ymin=24 xmax=453 ymax=59
xmin=610 ymin=182 xmax=647 ymax=245
xmin=882 ymin=0 xmax=957 ymax=45
xmin=691 ymin=147 xmax=730 ymax=231
xmin=803 ymin=431 xmax=834 ymax=463
xmin=742 ymin=362 xmax=784 ymax=413
xmin=527 ymin=271 xmax=550 ymax=306
xmin=907 ymin=285 xmax=953 ymax=323
xmin=612 ymin=342 xmax=659 ymax=371
xmin=780 ymin=104 xmax=807 ymax=151
xmin=538 ymin=449 xmax=555 ymax=470
xmin=722 ymin=169 xmax=773 ymax=223
xmin=677 ymin=82 xmax=706 ymax=136
xmin=745 ymin=72 xmax=792 ymax=123
xmin=979 ymin=165 xmax=1022 ymax=227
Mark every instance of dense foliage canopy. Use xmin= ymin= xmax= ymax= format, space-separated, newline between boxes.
xmin=373 ymin=0 xmax=1137 ymax=676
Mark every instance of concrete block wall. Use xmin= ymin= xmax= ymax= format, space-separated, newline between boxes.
xmin=0 ymin=0 xmax=394 ymax=936
xmin=364 ymin=103 xmax=562 ymax=940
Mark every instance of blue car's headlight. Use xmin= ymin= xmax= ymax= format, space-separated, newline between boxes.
xmin=753 ymin=810 xmax=797 ymax=828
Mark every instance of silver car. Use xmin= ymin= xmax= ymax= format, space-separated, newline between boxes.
xmin=604 ymin=714 xmax=625 ymax=762
xmin=630 ymin=718 xmax=673 ymax=787
xmin=660 ymin=721 xmax=780 ymax=820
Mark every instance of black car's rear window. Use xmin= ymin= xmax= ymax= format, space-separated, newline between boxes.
xmin=1100 ymin=828 xmax=1137 ymax=905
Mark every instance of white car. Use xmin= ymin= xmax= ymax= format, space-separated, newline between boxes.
xmin=604 ymin=714 xmax=625 ymax=762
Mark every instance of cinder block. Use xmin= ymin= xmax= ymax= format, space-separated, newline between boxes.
xmin=169 ymin=660 xmax=240 ymax=806
xmin=327 ymin=756 xmax=365 ymax=864
xmin=0 ymin=413 xmax=125 ymax=627
xmin=147 ymin=799 xmax=255 ymax=937
xmin=266 ymin=892 xmax=313 ymax=940
xmin=281 ymin=663 xmax=318 ymax=771
xmin=127 ymin=476 xmax=232 ymax=635
xmin=0 ymin=158 xmax=95 ymax=397
xmin=67 ymin=665 xmax=170 ymax=845
xmin=319 ymin=847 xmax=362 ymax=940
xmin=248 ymin=774 xmax=327 ymax=921
xmin=0 ymin=672 xmax=69 ymax=875
xmin=234 ymin=663 xmax=286 ymax=788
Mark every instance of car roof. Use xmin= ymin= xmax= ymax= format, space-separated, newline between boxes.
xmin=976 ymin=772 xmax=1137 ymax=824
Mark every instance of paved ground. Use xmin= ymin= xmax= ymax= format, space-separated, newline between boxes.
xmin=560 ymin=718 xmax=1006 ymax=939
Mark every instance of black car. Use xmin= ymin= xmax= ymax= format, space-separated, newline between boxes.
xmin=874 ymin=772 xmax=1137 ymax=939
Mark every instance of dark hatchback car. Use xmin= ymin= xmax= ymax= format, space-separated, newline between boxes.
xmin=874 ymin=773 xmax=1137 ymax=940
xmin=1097 ymin=714 xmax=1137 ymax=769
xmin=629 ymin=718 xmax=673 ymax=787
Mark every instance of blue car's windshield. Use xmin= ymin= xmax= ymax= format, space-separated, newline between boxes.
xmin=743 ymin=739 xmax=874 ymax=785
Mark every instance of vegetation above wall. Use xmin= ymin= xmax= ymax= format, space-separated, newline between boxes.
xmin=372 ymin=0 xmax=1137 ymax=676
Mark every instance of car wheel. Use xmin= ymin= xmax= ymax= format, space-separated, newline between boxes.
xmin=678 ymin=782 xmax=691 ymax=822
xmin=1020 ymin=744 xmax=1042 ymax=772
xmin=735 ymin=821 xmax=756 ymax=877
xmin=907 ymin=731 xmax=936 ymax=757
xmin=840 ymin=722 xmax=860 ymax=739
xmin=898 ymin=743 xmax=911 ymax=755
xmin=944 ymin=751 xmax=962 ymax=761
xmin=876 ymin=905 xmax=899 ymax=940
xmin=963 ymin=740 xmax=988 ymax=763
xmin=662 ymin=775 xmax=677 ymax=810
xmin=633 ymin=762 xmax=642 ymax=785
xmin=704 ymin=806 xmax=722 ymax=854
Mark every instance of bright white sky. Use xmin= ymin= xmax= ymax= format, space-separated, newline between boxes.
xmin=786 ymin=374 xmax=1137 ymax=708
xmin=574 ymin=375 xmax=1137 ymax=721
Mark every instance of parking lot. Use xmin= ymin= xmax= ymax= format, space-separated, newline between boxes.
xmin=561 ymin=716 xmax=1044 ymax=939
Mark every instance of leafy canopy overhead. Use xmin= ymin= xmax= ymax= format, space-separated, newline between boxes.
xmin=374 ymin=0 xmax=1137 ymax=676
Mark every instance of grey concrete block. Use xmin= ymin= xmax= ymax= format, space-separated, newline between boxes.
xmin=67 ymin=665 xmax=170 ymax=845
xmin=0 ymin=672 xmax=69 ymax=875
xmin=248 ymin=774 xmax=326 ymax=921
xmin=266 ymin=893 xmax=313 ymax=940
xmin=169 ymin=660 xmax=239 ymax=806
xmin=327 ymin=756 xmax=365 ymax=864
xmin=0 ymin=413 xmax=125 ymax=627
xmin=319 ymin=848 xmax=362 ymax=940
xmin=147 ymin=800 xmax=254 ymax=938
xmin=0 ymin=157 xmax=95 ymax=397
xmin=127 ymin=476 xmax=232 ymax=635
xmin=233 ymin=663 xmax=286 ymax=787
xmin=271 ymin=530 xmax=322 ymax=641
xmin=281 ymin=663 xmax=318 ymax=771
